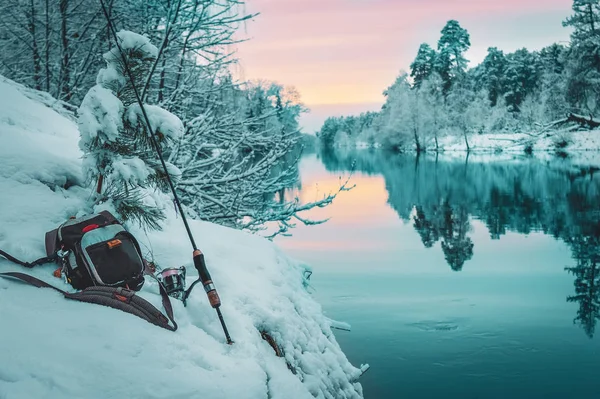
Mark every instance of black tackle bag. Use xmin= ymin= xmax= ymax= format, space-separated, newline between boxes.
xmin=45 ymin=211 xmax=145 ymax=291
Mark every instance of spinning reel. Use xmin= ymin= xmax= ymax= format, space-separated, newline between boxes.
xmin=157 ymin=266 xmax=187 ymax=301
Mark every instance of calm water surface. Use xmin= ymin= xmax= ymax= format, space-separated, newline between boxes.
xmin=274 ymin=149 xmax=600 ymax=399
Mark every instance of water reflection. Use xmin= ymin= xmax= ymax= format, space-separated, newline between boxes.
xmin=414 ymin=203 xmax=474 ymax=271
xmin=318 ymin=147 xmax=600 ymax=337
xmin=565 ymin=236 xmax=600 ymax=338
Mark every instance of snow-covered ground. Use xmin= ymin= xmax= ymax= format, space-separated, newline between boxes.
xmin=0 ymin=76 xmax=365 ymax=399
xmin=337 ymin=129 xmax=600 ymax=166
xmin=435 ymin=129 xmax=600 ymax=155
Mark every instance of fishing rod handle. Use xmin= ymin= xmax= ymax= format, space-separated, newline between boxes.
xmin=193 ymin=250 xmax=221 ymax=308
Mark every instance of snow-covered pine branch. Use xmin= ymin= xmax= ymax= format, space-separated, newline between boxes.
xmin=78 ymin=30 xmax=182 ymax=229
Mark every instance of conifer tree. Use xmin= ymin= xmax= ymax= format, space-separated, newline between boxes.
xmin=563 ymin=0 xmax=600 ymax=43
xmin=436 ymin=20 xmax=471 ymax=94
xmin=410 ymin=43 xmax=437 ymax=88
xmin=78 ymin=30 xmax=183 ymax=229
xmin=564 ymin=0 xmax=600 ymax=114
xmin=481 ymin=47 xmax=508 ymax=106
xmin=504 ymin=49 xmax=541 ymax=112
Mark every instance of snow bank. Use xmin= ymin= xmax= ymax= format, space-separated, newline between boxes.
xmin=0 ymin=77 xmax=82 ymax=191
xmin=0 ymin=76 xmax=365 ymax=399
xmin=0 ymin=76 xmax=78 ymax=121
xmin=434 ymin=130 xmax=600 ymax=154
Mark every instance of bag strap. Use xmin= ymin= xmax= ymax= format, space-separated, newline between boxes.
xmin=0 ymin=271 xmax=67 ymax=292
xmin=0 ymin=271 xmax=177 ymax=332
xmin=0 ymin=249 xmax=58 ymax=268
xmin=143 ymin=265 xmax=177 ymax=330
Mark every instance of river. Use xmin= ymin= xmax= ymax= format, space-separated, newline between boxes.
xmin=274 ymin=148 xmax=600 ymax=399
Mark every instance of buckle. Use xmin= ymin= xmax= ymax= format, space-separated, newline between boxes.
xmin=57 ymin=248 xmax=70 ymax=259
xmin=113 ymin=287 xmax=135 ymax=303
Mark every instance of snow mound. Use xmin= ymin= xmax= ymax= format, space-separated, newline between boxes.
xmin=0 ymin=76 xmax=365 ymax=399
xmin=0 ymin=77 xmax=82 ymax=191
xmin=0 ymin=76 xmax=78 ymax=121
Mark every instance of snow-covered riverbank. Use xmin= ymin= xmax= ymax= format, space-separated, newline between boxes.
xmin=0 ymin=76 xmax=366 ymax=399
xmin=437 ymin=130 xmax=600 ymax=154
xmin=343 ymin=130 xmax=600 ymax=169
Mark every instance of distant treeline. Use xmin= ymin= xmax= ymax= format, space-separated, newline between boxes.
xmin=318 ymin=1 xmax=600 ymax=152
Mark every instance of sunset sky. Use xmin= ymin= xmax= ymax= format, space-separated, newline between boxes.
xmin=234 ymin=0 xmax=574 ymax=133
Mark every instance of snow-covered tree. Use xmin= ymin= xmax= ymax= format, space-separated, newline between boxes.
xmin=317 ymin=117 xmax=341 ymax=148
xmin=445 ymin=79 xmax=475 ymax=150
xmin=316 ymin=112 xmax=378 ymax=148
xmin=480 ymin=47 xmax=508 ymax=106
xmin=78 ymin=30 xmax=183 ymax=229
xmin=519 ymin=51 xmax=569 ymax=126
xmin=0 ymin=0 xmax=114 ymax=103
xmin=504 ymin=48 xmax=541 ymax=112
xmin=466 ymin=89 xmax=492 ymax=135
xmin=564 ymin=0 xmax=600 ymax=114
xmin=436 ymin=20 xmax=471 ymax=93
xmin=169 ymin=76 xmax=347 ymax=237
xmin=377 ymin=72 xmax=417 ymax=151
xmin=419 ymin=73 xmax=447 ymax=150
xmin=539 ymin=43 xmax=567 ymax=75
xmin=410 ymin=43 xmax=437 ymax=88
xmin=0 ymin=0 xmax=345 ymax=237
xmin=322 ymin=13 xmax=593 ymax=150
xmin=533 ymin=44 xmax=569 ymax=123
xmin=563 ymin=0 xmax=600 ymax=43
xmin=540 ymin=78 xmax=569 ymax=123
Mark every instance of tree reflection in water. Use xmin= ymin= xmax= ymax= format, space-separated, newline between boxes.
xmin=319 ymin=147 xmax=600 ymax=337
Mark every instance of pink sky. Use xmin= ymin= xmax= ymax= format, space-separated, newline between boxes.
xmin=234 ymin=0 xmax=573 ymax=132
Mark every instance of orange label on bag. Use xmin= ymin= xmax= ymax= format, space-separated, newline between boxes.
xmin=107 ymin=239 xmax=122 ymax=249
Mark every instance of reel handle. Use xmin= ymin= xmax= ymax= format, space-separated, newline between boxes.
xmin=193 ymin=250 xmax=221 ymax=309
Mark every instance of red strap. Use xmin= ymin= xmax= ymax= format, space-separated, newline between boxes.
xmin=82 ymin=224 xmax=99 ymax=233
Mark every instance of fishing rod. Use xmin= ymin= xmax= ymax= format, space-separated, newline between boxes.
xmin=99 ymin=0 xmax=233 ymax=345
